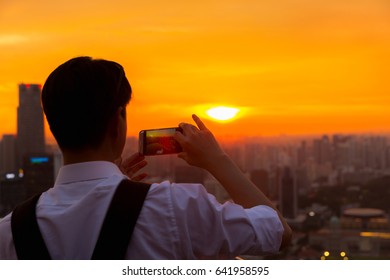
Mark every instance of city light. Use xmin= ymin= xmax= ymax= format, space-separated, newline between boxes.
xmin=361 ymin=232 xmax=390 ymax=239
xmin=321 ymin=251 xmax=349 ymax=260
xmin=324 ymin=251 xmax=330 ymax=257
xmin=5 ymin=173 xmax=16 ymax=180
xmin=30 ymin=157 xmax=49 ymax=164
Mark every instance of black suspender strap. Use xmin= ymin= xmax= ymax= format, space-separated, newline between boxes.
xmin=10 ymin=179 xmax=151 ymax=260
xmin=92 ymin=180 xmax=151 ymax=260
xmin=11 ymin=193 xmax=51 ymax=260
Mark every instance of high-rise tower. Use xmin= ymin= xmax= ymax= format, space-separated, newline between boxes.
xmin=279 ymin=166 xmax=297 ymax=219
xmin=0 ymin=134 xmax=17 ymax=174
xmin=17 ymin=84 xmax=45 ymax=167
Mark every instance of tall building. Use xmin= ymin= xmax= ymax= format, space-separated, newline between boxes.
xmin=0 ymin=134 xmax=17 ymax=174
xmin=17 ymin=84 xmax=45 ymax=167
xmin=297 ymin=140 xmax=307 ymax=167
xmin=174 ymin=165 xmax=204 ymax=184
xmin=0 ymin=176 xmax=25 ymax=217
xmin=313 ymin=135 xmax=331 ymax=165
xmin=279 ymin=166 xmax=297 ymax=219
xmin=23 ymin=154 xmax=54 ymax=197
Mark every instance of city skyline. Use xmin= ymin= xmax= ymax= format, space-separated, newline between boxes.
xmin=1 ymin=0 xmax=390 ymax=138
xmin=2 ymin=100 xmax=390 ymax=259
xmin=2 ymin=90 xmax=390 ymax=146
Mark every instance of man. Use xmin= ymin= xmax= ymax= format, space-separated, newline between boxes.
xmin=0 ymin=56 xmax=291 ymax=259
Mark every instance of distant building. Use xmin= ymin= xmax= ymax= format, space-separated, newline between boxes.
xmin=174 ymin=165 xmax=204 ymax=184
xmin=0 ymin=154 xmax=55 ymax=216
xmin=295 ymin=166 xmax=310 ymax=195
xmin=17 ymin=84 xmax=45 ymax=168
xmin=23 ymin=154 xmax=54 ymax=197
xmin=0 ymin=176 xmax=25 ymax=217
xmin=268 ymin=167 xmax=282 ymax=200
xmin=280 ymin=166 xmax=297 ymax=219
xmin=0 ymin=134 xmax=17 ymax=174
xmin=244 ymin=142 xmax=264 ymax=172
xmin=297 ymin=140 xmax=307 ymax=167
xmin=313 ymin=135 xmax=331 ymax=165
xmin=203 ymin=175 xmax=230 ymax=203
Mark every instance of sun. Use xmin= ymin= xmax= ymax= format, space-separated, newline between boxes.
xmin=206 ymin=106 xmax=240 ymax=121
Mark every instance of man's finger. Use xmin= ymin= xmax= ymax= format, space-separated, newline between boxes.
xmin=192 ymin=114 xmax=208 ymax=131
xmin=174 ymin=130 xmax=186 ymax=146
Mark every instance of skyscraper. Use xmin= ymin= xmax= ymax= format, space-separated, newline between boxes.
xmin=279 ymin=166 xmax=297 ymax=219
xmin=313 ymin=135 xmax=331 ymax=165
xmin=0 ymin=134 xmax=17 ymax=174
xmin=23 ymin=155 xmax=54 ymax=197
xmin=16 ymin=84 xmax=45 ymax=167
xmin=174 ymin=165 xmax=204 ymax=184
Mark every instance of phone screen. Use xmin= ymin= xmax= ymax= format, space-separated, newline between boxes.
xmin=139 ymin=127 xmax=182 ymax=156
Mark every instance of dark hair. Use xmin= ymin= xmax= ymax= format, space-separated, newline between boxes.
xmin=41 ymin=56 xmax=131 ymax=150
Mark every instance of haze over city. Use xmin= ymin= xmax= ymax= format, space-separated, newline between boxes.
xmin=1 ymin=0 xmax=390 ymax=141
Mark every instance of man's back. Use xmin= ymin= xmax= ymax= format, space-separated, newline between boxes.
xmin=0 ymin=161 xmax=284 ymax=259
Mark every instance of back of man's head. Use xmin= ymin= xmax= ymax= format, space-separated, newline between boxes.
xmin=42 ymin=56 xmax=131 ymax=151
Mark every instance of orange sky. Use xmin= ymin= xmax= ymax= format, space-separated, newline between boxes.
xmin=1 ymin=0 xmax=389 ymax=140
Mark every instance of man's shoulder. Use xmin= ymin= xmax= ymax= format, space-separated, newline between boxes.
xmin=149 ymin=181 xmax=207 ymax=197
xmin=143 ymin=181 xmax=211 ymax=212
xmin=0 ymin=213 xmax=11 ymax=227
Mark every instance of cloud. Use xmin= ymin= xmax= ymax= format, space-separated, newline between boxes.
xmin=0 ymin=34 xmax=29 ymax=46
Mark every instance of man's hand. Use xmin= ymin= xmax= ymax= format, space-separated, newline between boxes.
xmin=174 ymin=114 xmax=227 ymax=171
xmin=115 ymin=153 xmax=148 ymax=181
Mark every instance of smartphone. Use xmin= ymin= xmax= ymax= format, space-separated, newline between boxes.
xmin=139 ymin=127 xmax=183 ymax=156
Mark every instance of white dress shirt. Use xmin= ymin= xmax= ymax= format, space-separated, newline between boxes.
xmin=0 ymin=161 xmax=284 ymax=259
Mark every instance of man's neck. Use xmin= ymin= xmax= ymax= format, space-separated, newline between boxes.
xmin=62 ymin=148 xmax=117 ymax=165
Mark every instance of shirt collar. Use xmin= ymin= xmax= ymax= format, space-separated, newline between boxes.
xmin=55 ymin=161 xmax=123 ymax=185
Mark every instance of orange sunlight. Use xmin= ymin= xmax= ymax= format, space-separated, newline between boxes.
xmin=1 ymin=0 xmax=390 ymax=140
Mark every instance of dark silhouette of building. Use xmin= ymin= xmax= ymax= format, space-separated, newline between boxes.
xmin=280 ymin=166 xmax=297 ymax=219
xmin=313 ymin=135 xmax=331 ymax=165
xmin=297 ymin=140 xmax=307 ymax=167
xmin=17 ymin=84 xmax=45 ymax=168
xmin=268 ymin=167 xmax=282 ymax=201
xmin=23 ymin=154 xmax=54 ymax=198
xmin=0 ymin=175 xmax=25 ymax=217
xmin=0 ymin=134 xmax=17 ymax=174
xmin=174 ymin=165 xmax=204 ymax=184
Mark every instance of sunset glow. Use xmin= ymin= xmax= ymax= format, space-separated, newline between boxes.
xmin=0 ymin=0 xmax=389 ymax=140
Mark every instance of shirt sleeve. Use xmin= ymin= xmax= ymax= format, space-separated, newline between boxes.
xmin=169 ymin=183 xmax=284 ymax=259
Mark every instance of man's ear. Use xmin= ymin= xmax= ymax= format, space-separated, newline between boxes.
xmin=119 ymin=106 xmax=126 ymax=118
